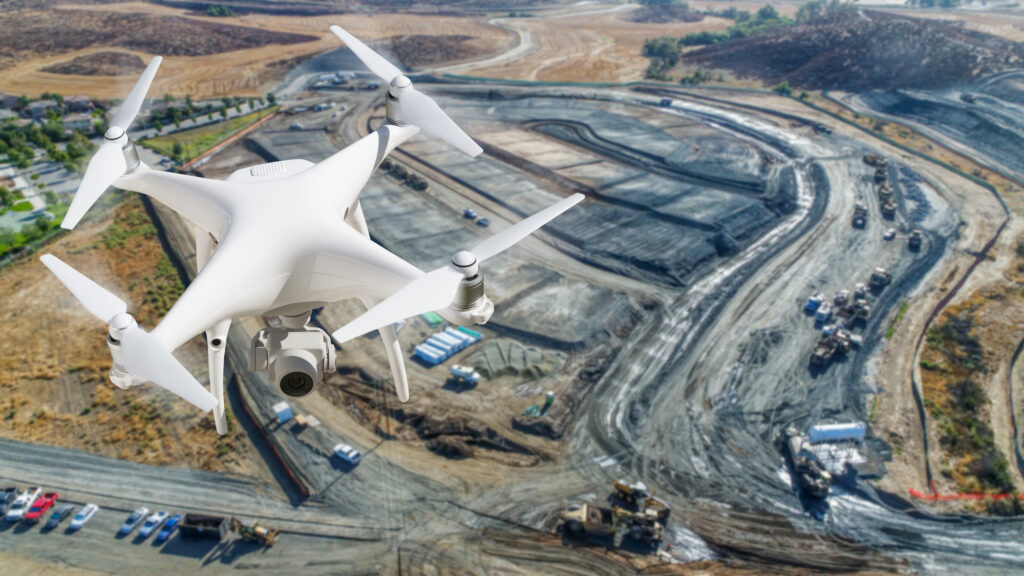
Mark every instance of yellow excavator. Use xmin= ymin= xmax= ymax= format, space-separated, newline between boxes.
xmin=229 ymin=517 xmax=280 ymax=547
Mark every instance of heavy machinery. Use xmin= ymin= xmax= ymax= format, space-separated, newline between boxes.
xmin=869 ymin=267 xmax=892 ymax=290
xmin=229 ymin=517 xmax=280 ymax=547
xmin=908 ymin=229 xmax=922 ymax=250
xmin=784 ymin=428 xmax=832 ymax=499
xmin=612 ymin=479 xmax=649 ymax=504
xmin=881 ymin=200 xmax=897 ymax=218
xmin=560 ymin=503 xmax=665 ymax=547
xmin=852 ymin=202 xmax=867 ymax=228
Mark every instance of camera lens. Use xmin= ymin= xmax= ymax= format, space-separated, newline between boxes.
xmin=280 ymin=372 xmax=314 ymax=397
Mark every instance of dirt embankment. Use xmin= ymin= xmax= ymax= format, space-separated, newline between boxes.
xmin=41 ymin=51 xmax=147 ymax=76
xmin=687 ymin=10 xmax=1024 ymax=91
xmin=390 ymin=34 xmax=492 ymax=70
xmin=621 ymin=4 xmax=703 ymax=24
xmin=0 ymin=195 xmax=261 ymax=476
xmin=0 ymin=8 xmax=316 ymax=71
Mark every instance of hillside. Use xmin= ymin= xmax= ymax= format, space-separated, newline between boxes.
xmin=687 ymin=10 xmax=1024 ymax=91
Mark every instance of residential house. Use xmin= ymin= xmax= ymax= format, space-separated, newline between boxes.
xmin=65 ymin=95 xmax=92 ymax=113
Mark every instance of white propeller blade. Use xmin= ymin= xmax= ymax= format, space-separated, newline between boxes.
xmin=40 ymin=253 xmax=127 ymax=321
xmin=329 ymin=26 xmax=401 ymax=82
xmin=62 ymin=143 xmax=127 ymax=230
xmin=111 ymin=56 xmax=162 ymax=131
xmin=333 ymin=266 xmax=463 ymax=345
xmin=329 ymin=24 xmax=482 ymax=157
xmin=62 ymin=56 xmax=161 ymax=230
xmin=401 ymin=88 xmax=482 ymax=157
xmin=331 ymin=193 xmax=584 ymax=344
xmin=120 ymin=326 xmax=218 ymax=412
xmin=473 ymin=193 xmax=584 ymax=261
xmin=39 ymin=254 xmax=217 ymax=413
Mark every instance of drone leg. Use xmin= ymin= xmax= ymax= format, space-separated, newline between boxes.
xmin=206 ymin=319 xmax=231 ymax=435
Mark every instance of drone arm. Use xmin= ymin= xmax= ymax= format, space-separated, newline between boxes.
xmin=117 ymin=165 xmax=233 ymax=240
xmin=303 ymin=122 xmax=421 ymax=214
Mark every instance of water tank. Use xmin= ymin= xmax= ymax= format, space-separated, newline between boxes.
xmin=808 ymin=422 xmax=866 ymax=444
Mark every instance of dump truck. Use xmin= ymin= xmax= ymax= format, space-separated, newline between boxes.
xmin=180 ymin=514 xmax=227 ymax=541
xmin=784 ymin=428 xmax=832 ymax=499
xmin=560 ymin=503 xmax=664 ymax=547
xmin=852 ymin=202 xmax=867 ymax=228
xmin=810 ymin=335 xmax=839 ymax=365
xmin=613 ymin=479 xmax=650 ymax=504
xmin=863 ymin=154 xmax=885 ymax=168
xmin=908 ymin=230 xmax=922 ymax=250
xmin=869 ymin=267 xmax=891 ymax=289
xmin=229 ymin=517 xmax=279 ymax=547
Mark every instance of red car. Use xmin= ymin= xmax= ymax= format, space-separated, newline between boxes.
xmin=23 ymin=492 xmax=58 ymax=523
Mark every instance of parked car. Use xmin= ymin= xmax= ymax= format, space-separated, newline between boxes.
xmin=24 ymin=492 xmax=59 ymax=523
xmin=138 ymin=510 xmax=169 ymax=538
xmin=69 ymin=503 xmax=99 ymax=531
xmin=463 ymin=208 xmax=478 ymax=219
xmin=332 ymin=443 xmax=362 ymax=465
xmin=155 ymin=513 xmax=183 ymax=544
xmin=476 ymin=218 xmax=490 ymax=227
xmin=0 ymin=487 xmax=17 ymax=515
xmin=5 ymin=486 xmax=41 ymax=522
xmin=44 ymin=504 xmax=75 ymax=530
xmin=883 ymin=228 xmax=896 ymax=241
xmin=118 ymin=507 xmax=149 ymax=536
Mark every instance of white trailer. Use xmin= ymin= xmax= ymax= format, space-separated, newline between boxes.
xmin=808 ymin=422 xmax=866 ymax=444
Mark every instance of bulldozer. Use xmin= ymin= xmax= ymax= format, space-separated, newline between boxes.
xmin=559 ymin=503 xmax=665 ymax=547
xmin=229 ymin=517 xmax=280 ymax=547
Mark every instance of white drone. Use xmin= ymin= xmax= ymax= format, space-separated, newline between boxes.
xmin=42 ymin=26 xmax=582 ymax=434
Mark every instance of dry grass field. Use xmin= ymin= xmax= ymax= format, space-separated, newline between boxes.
xmin=0 ymin=196 xmax=265 ymax=478
xmin=0 ymin=2 xmax=511 ymax=98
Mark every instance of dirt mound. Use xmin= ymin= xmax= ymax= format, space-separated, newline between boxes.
xmin=622 ymin=4 xmax=703 ymax=24
xmin=42 ymin=52 xmax=147 ymax=76
xmin=389 ymin=34 xmax=488 ymax=70
xmin=0 ymin=9 xmax=317 ymax=70
xmin=687 ymin=11 xmax=1024 ymax=91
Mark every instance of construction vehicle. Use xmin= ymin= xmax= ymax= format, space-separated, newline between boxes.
xmin=908 ymin=229 xmax=922 ymax=250
xmin=814 ymin=302 xmax=833 ymax=323
xmin=810 ymin=335 xmax=839 ymax=365
xmin=863 ymin=154 xmax=885 ymax=167
xmin=869 ymin=267 xmax=891 ymax=289
xmin=560 ymin=503 xmax=665 ymax=547
xmin=833 ymin=289 xmax=850 ymax=307
xmin=854 ymin=283 xmax=867 ymax=300
xmin=613 ymin=479 xmax=650 ymax=503
xmin=960 ymin=93 xmax=976 ymax=104
xmin=852 ymin=202 xmax=867 ymax=228
xmin=874 ymin=166 xmax=887 ymax=184
xmin=853 ymin=299 xmax=871 ymax=319
xmin=784 ymin=428 xmax=832 ymax=499
xmin=881 ymin=200 xmax=897 ymax=218
xmin=229 ymin=517 xmax=280 ymax=547
xmin=804 ymin=292 xmax=824 ymax=313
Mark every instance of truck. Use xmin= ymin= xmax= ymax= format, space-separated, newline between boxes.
xmin=881 ymin=200 xmax=897 ymax=219
xmin=179 ymin=514 xmax=228 ymax=541
xmin=908 ymin=229 xmax=922 ymax=250
xmin=560 ymin=503 xmax=665 ymax=547
xmin=814 ymin=302 xmax=833 ymax=323
xmin=869 ymin=267 xmax=892 ymax=290
xmin=804 ymin=292 xmax=824 ymax=313
xmin=230 ymin=517 xmax=280 ymax=547
xmin=852 ymin=202 xmax=867 ymax=228
xmin=449 ymin=365 xmax=480 ymax=385
xmin=833 ymin=290 xmax=850 ymax=307
xmin=784 ymin=428 xmax=832 ymax=499
xmin=810 ymin=335 xmax=838 ymax=365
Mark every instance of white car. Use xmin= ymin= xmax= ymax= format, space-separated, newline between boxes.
xmin=69 ymin=503 xmax=99 ymax=531
xmin=333 ymin=443 xmax=362 ymax=466
xmin=5 ymin=486 xmax=41 ymax=522
xmin=118 ymin=507 xmax=149 ymax=536
xmin=884 ymin=228 xmax=896 ymax=241
xmin=137 ymin=510 xmax=169 ymax=538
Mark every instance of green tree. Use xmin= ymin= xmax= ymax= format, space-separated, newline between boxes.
xmin=757 ymin=4 xmax=780 ymax=20
xmin=266 ymin=92 xmax=277 ymax=105
xmin=772 ymin=80 xmax=793 ymax=96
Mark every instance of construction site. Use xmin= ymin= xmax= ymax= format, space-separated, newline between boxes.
xmin=3 ymin=3 xmax=1024 ymax=575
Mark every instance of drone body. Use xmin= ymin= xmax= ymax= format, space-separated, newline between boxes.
xmin=42 ymin=27 xmax=583 ymax=435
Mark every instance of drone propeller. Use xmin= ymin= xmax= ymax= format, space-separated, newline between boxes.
xmin=330 ymin=25 xmax=482 ymax=157
xmin=62 ymin=56 xmax=162 ymax=230
xmin=40 ymin=254 xmax=217 ymax=412
xmin=332 ymin=193 xmax=584 ymax=345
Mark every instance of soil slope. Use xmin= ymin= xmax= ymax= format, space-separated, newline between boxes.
xmin=687 ymin=11 xmax=1024 ymax=91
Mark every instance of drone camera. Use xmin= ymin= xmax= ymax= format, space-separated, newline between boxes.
xmin=249 ymin=324 xmax=336 ymax=397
